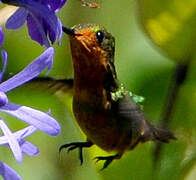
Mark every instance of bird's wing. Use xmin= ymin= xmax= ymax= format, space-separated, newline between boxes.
xmin=111 ymin=94 xmax=175 ymax=144
xmin=112 ymin=95 xmax=146 ymax=129
xmin=25 ymin=77 xmax=73 ymax=95
xmin=109 ymin=94 xmax=148 ymax=149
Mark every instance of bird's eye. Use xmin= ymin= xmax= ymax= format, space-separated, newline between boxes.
xmin=96 ymin=30 xmax=104 ymax=44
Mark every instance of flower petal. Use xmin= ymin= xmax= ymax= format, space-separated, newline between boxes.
xmin=56 ymin=18 xmax=63 ymax=45
xmin=24 ymin=0 xmax=59 ymax=39
xmin=24 ymin=0 xmax=59 ymax=46
xmin=0 ymin=162 xmax=22 ymax=180
xmin=20 ymin=140 xmax=39 ymax=156
xmin=0 ymin=126 xmax=37 ymax=145
xmin=0 ymin=27 xmax=4 ymax=48
xmin=0 ymin=103 xmax=61 ymax=136
xmin=15 ymin=125 xmax=37 ymax=139
xmin=0 ymin=92 xmax=8 ymax=107
xmin=45 ymin=0 xmax=67 ymax=12
xmin=26 ymin=14 xmax=46 ymax=46
xmin=0 ymin=47 xmax=54 ymax=92
xmin=6 ymin=8 xmax=27 ymax=30
xmin=0 ymin=50 xmax=8 ymax=81
xmin=0 ymin=120 xmax=22 ymax=163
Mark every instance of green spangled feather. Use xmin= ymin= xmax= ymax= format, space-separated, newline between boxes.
xmin=111 ymin=84 xmax=145 ymax=105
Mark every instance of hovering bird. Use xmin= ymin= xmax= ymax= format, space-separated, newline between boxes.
xmin=39 ymin=24 xmax=175 ymax=170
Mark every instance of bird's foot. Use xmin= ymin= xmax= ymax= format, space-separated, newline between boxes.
xmin=59 ymin=141 xmax=93 ymax=165
xmin=94 ymin=153 xmax=121 ymax=170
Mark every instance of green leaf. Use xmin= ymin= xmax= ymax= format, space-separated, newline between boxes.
xmin=138 ymin=0 xmax=196 ymax=63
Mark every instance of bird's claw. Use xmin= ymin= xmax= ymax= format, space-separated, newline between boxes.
xmin=59 ymin=141 xmax=93 ymax=165
xmin=94 ymin=154 xmax=120 ymax=170
xmin=67 ymin=145 xmax=79 ymax=153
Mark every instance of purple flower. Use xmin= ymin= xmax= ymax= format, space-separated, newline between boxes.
xmin=0 ymin=46 xmax=61 ymax=179
xmin=0 ymin=161 xmax=22 ymax=180
xmin=0 ymin=120 xmax=39 ymax=163
xmin=0 ymin=46 xmax=60 ymax=164
xmin=2 ymin=0 xmax=67 ymax=47
xmin=0 ymin=47 xmax=60 ymax=136
xmin=0 ymin=24 xmax=61 ymax=180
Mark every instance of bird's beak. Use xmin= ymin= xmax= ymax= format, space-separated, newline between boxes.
xmin=62 ymin=26 xmax=75 ymax=36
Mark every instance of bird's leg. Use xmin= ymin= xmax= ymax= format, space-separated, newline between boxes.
xmin=94 ymin=153 xmax=122 ymax=170
xmin=59 ymin=141 xmax=93 ymax=165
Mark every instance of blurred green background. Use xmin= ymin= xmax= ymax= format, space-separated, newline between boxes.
xmin=1 ymin=0 xmax=196 ymax=179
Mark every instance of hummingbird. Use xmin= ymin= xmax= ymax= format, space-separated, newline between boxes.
xmin=39 ymin=24 xmax=176 ymax=170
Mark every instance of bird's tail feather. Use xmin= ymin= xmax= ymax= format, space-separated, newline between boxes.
xmin=150 ymin=126 xmax=176 ymax=143
xmin=142 ymin=124 xmax=176 ymax=143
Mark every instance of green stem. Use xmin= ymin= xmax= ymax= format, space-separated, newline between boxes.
xmin=153 ymin=62 xmax=190 ymax=166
